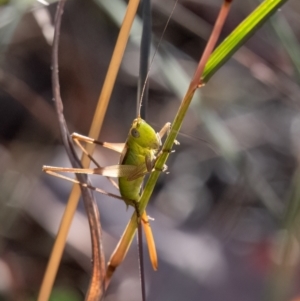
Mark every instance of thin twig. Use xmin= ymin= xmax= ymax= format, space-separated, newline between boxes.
xmin=38 ymin=1 xmax=105 ymax=301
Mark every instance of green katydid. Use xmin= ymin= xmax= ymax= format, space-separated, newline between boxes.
xmin=43 ymin=112 xmax=177 ymax=270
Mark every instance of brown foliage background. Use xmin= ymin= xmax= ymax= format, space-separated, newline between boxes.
xmin=0 ymin=0 xmax=300 ymax=300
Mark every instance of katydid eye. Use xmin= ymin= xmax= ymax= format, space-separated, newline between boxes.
xmin=131 ymin=128 xmax=140 ymax=138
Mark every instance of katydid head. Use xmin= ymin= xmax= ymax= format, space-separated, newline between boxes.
xmin=128 ymin=117 xmax=160 ymax=150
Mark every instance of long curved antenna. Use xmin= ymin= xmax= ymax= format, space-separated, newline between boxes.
xmin=138 ymin=0 xmax=179 ymax=118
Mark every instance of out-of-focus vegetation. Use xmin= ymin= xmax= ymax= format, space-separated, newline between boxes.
xmin=0 ymin=0 xmax=300 ymax=300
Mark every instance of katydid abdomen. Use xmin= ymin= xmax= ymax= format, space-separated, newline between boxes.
xmin=118 ymin=152 xmax=145 ymax=204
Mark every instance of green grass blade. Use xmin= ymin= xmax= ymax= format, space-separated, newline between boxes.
xmin=202 ymin=0 xmax=289 ymax=83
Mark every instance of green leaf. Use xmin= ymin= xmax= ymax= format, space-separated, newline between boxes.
xmin=202 ymin=0 xmax=289 ymax=83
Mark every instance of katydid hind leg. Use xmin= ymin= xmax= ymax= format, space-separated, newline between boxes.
xmin=44 ymin=169 xmax=129 ymax=203
xmin=71 ymin=133 xmax=125 ymax=153
xmin=43 ymin=164 xmax=148 ymax=180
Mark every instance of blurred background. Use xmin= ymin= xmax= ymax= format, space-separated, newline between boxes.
xmin=1 ymin=0 xmax=300 ymax=300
